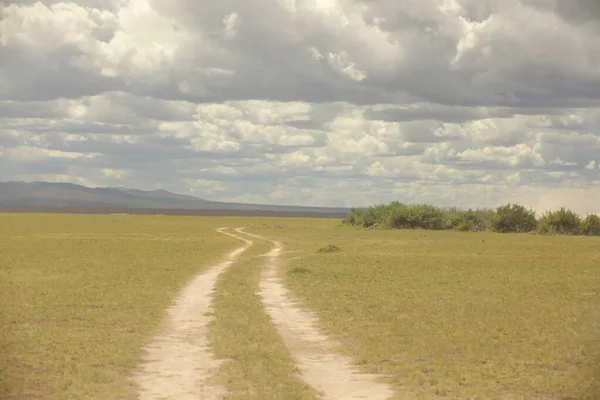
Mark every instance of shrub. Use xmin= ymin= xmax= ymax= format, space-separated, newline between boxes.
xmin=538 ymin=208 xmax=582 ymax=235
xmin=489 ymin=203 xmax=537 ymax=233
xmin=385 ymin=203 xmax=445 ymax=230
xmin=318 ymin=244 xmax=340 ymax=253
xmin=343 ymin=203 xmax=396 ymax=228
xmin=345 ymin=201 xmax=587 ymax=235
xmin=342 ymin=208 xmax=372 ymax=228
xmin=342 ymin=208 xmax=364 ymax=226
xmin=581 ymin=214 xmax=600 ymax=236
xmin=382 ymin=202 xmax=409 ymax=229
xmin=365 ymin=202 xmax=398 ymax=228
xmin=445 ymin=209 xmax=487 ymax=232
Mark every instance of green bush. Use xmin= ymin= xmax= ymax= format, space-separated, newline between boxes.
xmin=445 ymin=209 xmax=487 ymax=232
xmin=384 ymin=203 xmax=445 ymax=230
xmin=538 ymin=208 xmax=582 ymax=235
xmin=343 ymin=203 xmax=399 ymax=228
xmin=343 ymin=202 xmax=403 ymax=228
xmin=489 ymin=203 xmax=537 ymax=233
xmin=342 ymin=208 xmax=371 ymax=228
xmin=412 ymin=204 xmax=447 ymax=230
xmin=381 ymin=202 xmax=409 ymax=229
xmin=342 ymin=209 xmax=359 ymax=226
xmin=344 ymin=201 xmax=595 ymax=237
xmin=581 ymin=214 xmax=600 ymax=236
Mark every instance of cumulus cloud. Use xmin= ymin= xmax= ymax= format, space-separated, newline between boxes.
xmin=1 ymin=0 xmax=600 ymax=214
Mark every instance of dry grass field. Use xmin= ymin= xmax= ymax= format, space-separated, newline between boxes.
xmin=249 ymin=219 xmax=600 ymax=399
xmin=0 ymin=214 xmax=241 ymax=399
xmin=1 ymin=213 xmax=599 ymax=399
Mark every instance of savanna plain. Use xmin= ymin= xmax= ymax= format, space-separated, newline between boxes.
xmin=1 ymin=213 xmax=599 ymax=399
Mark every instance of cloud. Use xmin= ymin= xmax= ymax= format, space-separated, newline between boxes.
xmin=1 ymin=0 xmax=600 ymax=214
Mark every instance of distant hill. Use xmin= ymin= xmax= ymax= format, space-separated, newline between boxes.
xmin=0 ymin=181 xmax=351 ymax=218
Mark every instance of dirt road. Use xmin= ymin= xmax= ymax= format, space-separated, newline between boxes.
xmin=238 ymin=228 xmax=394 ymax=400
xmin=132 ymin=227 xmax=393 ymax=399
xmin=131 ymin=228 xmax=251 ymax=400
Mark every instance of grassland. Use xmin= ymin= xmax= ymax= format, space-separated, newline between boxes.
xmin=0 ymin=214 xmax=242 ymax=399
xmin=248 ymin=219 xmax=600 ymax=399
xmin=2 ymin=213 xmax=600 ymax=399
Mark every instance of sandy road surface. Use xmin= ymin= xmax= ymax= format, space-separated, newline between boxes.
xmin=132 ymin=228 xmax=251 ymax=400
xmin=237 ymin=228 xmax=395 ymax=400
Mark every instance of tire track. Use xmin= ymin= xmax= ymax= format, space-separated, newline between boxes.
xmin=237 ymin=228 xmax=395 ymax=400
xmin=132 ymin=227 xmax=252 ymax=400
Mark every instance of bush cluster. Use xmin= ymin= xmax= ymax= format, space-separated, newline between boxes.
xmin=343 ymin=202 xmax=600 ymax=236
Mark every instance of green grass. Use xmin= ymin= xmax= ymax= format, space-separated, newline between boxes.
xmin=248 ymin=220 xmax=600 ymax=399
xmin=210 ymin=235 xmax=319 ymax=400
xmin=0 ymin=213 xmax=242 ymax=399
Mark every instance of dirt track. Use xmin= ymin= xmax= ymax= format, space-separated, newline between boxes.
xmin=132 ymin=227 xmax=394 ymax=399
xmin=238 ymin=228 xmax=394 ymax=400
xmin=131 ymin=228 xmax=251 ymax=400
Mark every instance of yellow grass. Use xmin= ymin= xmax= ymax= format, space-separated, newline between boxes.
xmin=0 ymin=213 xmax=240 ymax=399
xmin=2 ymin=213 xmax=599 ymax=399
xmin=248 ymin=219 xmax=600 ymax=399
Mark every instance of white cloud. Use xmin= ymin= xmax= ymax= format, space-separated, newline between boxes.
xmin=1 ymin=0 xmax=600 ymax=214
xmin=457 ymin=143 xmax=545 ymax=168
xmin=327 ymin=51 xmax=367 ymax=81
xmin=222 ymin=12 xmax=239 ymax=39
xmin=102 ymin=168 xmax=126 ymax=178
xmin=551 ymin=158 xmax=578 ymax=167
xmin=281 ymin=151 xmax=312 ymax=167
xmin=366 ymin=161 xmax=389 ymax=177
xmin=4 ymin=146 xmax=100 ymax=161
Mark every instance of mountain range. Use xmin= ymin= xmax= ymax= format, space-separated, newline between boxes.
xmin=0 ymin=181 xmax=351 ymax=218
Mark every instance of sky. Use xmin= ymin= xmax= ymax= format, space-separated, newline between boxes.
xmin=1 ymin=0 xmax=600 ymax=213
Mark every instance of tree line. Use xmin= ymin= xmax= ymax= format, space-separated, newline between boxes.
xmin=343 ymin=202 xmax=600 ymax=236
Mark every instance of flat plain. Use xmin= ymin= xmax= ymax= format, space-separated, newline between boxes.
xmin=249 ymin=219 xmax=600 ymax=399
xmin=1 ymin=213 xmax=599 ymax=399
xmin=0 ymin=214 xmax=241 ymax=399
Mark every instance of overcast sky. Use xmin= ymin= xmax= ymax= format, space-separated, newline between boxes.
xmin=1 ymin=0 xmax=600 ymax=213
